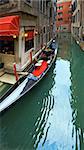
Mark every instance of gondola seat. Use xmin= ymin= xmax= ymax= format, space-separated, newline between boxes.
xmin=32 ymin=61 xmax=48 ymax=77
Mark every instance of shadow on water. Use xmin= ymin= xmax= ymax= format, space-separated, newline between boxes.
xmin=0 ymin=84 xmax=11 ymax=98
xmin=0 ymin=62 xmax=56 ymax=150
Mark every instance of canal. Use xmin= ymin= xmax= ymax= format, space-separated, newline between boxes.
xmin=0 ymin=33 xmax=84 ymax=150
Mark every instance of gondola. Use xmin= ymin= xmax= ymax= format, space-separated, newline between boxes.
xmin=0 ymin=40 xmax=58 ymax=112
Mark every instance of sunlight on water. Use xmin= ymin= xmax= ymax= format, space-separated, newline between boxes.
xmin=33 ymin=95 xmax=54 ymax=149
xmin=33 ymin=58 xmax=73 ymax=150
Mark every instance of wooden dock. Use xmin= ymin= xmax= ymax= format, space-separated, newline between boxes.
xmin=0 ymin=73 xmax=17 ymax=84
xmin=0 ymin=71 xmax=28 ymax=85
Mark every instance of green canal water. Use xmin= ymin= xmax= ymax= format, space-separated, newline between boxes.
xmin=0 ymin=33 xmax=84 ymax=150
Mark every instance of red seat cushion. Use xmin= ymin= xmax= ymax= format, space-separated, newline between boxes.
xmin=32 ymin=61 xmax=48 ymax=76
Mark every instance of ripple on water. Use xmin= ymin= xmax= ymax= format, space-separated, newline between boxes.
xmin=33 ymin=94 xmax=54 ymax=149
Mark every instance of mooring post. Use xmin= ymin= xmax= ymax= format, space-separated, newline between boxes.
xmin=30 ymin=50 xmax=32 ymax=63
xmin=13 ymin=63 xmax=18 ymax=81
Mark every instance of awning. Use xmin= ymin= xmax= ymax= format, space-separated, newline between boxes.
xmin=0 ymin=16 xmax=20 ymax=36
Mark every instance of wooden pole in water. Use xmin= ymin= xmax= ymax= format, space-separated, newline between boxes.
xmin=13 ymin=63 xmax=18 ymax=81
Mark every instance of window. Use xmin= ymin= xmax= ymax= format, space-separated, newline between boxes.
xmin=43 ymin=26 xmax=46 ymax=33
xmin=59 ymin=26 xmax=62 ymax=30
xmin=82 ymin=36 xmax=84 ymax=41
xmin=58 ymin=12 xmax=63 ymax=17
xmin=0 ymin=0 xmax=9 ymax=5
xmin=25 ymin=30 xmax=34 ymax=52
xmin=58 ymin=6 xmax=63 ymax=10
xmin=58 ymin=12 xmax=62 ymax=15
xmin=72 ymin=16 xmax=75 ymax=23
xmin=38 ymin=34 xmax=40 ymax=44
xmin=40 ymin=0 xmax=42 ymax=12
xmin=25 ymin=40 xmax=34 ymax=52
xmin=58 ymin=18 xmax=63 ymax=21
xmin=0 ymin=36 xmax=14 ymax=54
xmin=78 ymin=10 xmax=80 ymax=22
xmin=57 ymin=6 xmax=63 ymax=10
xmin=50 ymin=7 xmax=52 ymax=17
xmin=25 ymin=0 xmax=31 ymax=3
xmin=63 ymin=27 xmax=66 ymax=30
xmin=43 ymin=0 xmax=45 ymax=14
xmin=60 ymin=6 xmax=63 ymax=10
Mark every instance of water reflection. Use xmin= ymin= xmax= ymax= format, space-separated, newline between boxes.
xmin=57 ymin=33 xmax=71 ymax=61
xmin=70 ymin=39 xmax=84 ymax=150
xmin=33 ymin=95 xmax=54 ymax=149
xmin=0 ymin=33 xmax=84 ymax=150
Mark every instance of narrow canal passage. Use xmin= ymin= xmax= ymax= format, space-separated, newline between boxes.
xmin=0 ymin=33 xmax=84 ymax=150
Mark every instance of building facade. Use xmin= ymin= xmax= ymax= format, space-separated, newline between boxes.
xmin=71 ymin=0 xmax=84 ymax=47
xmin=0 ymin=0 xmax=54 ymax=72
xmin=56 ymin=0 xmax=72 ymax=32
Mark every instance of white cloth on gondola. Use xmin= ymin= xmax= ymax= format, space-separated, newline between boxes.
xmin=28 ymin=73 xmax=38 ymax=81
